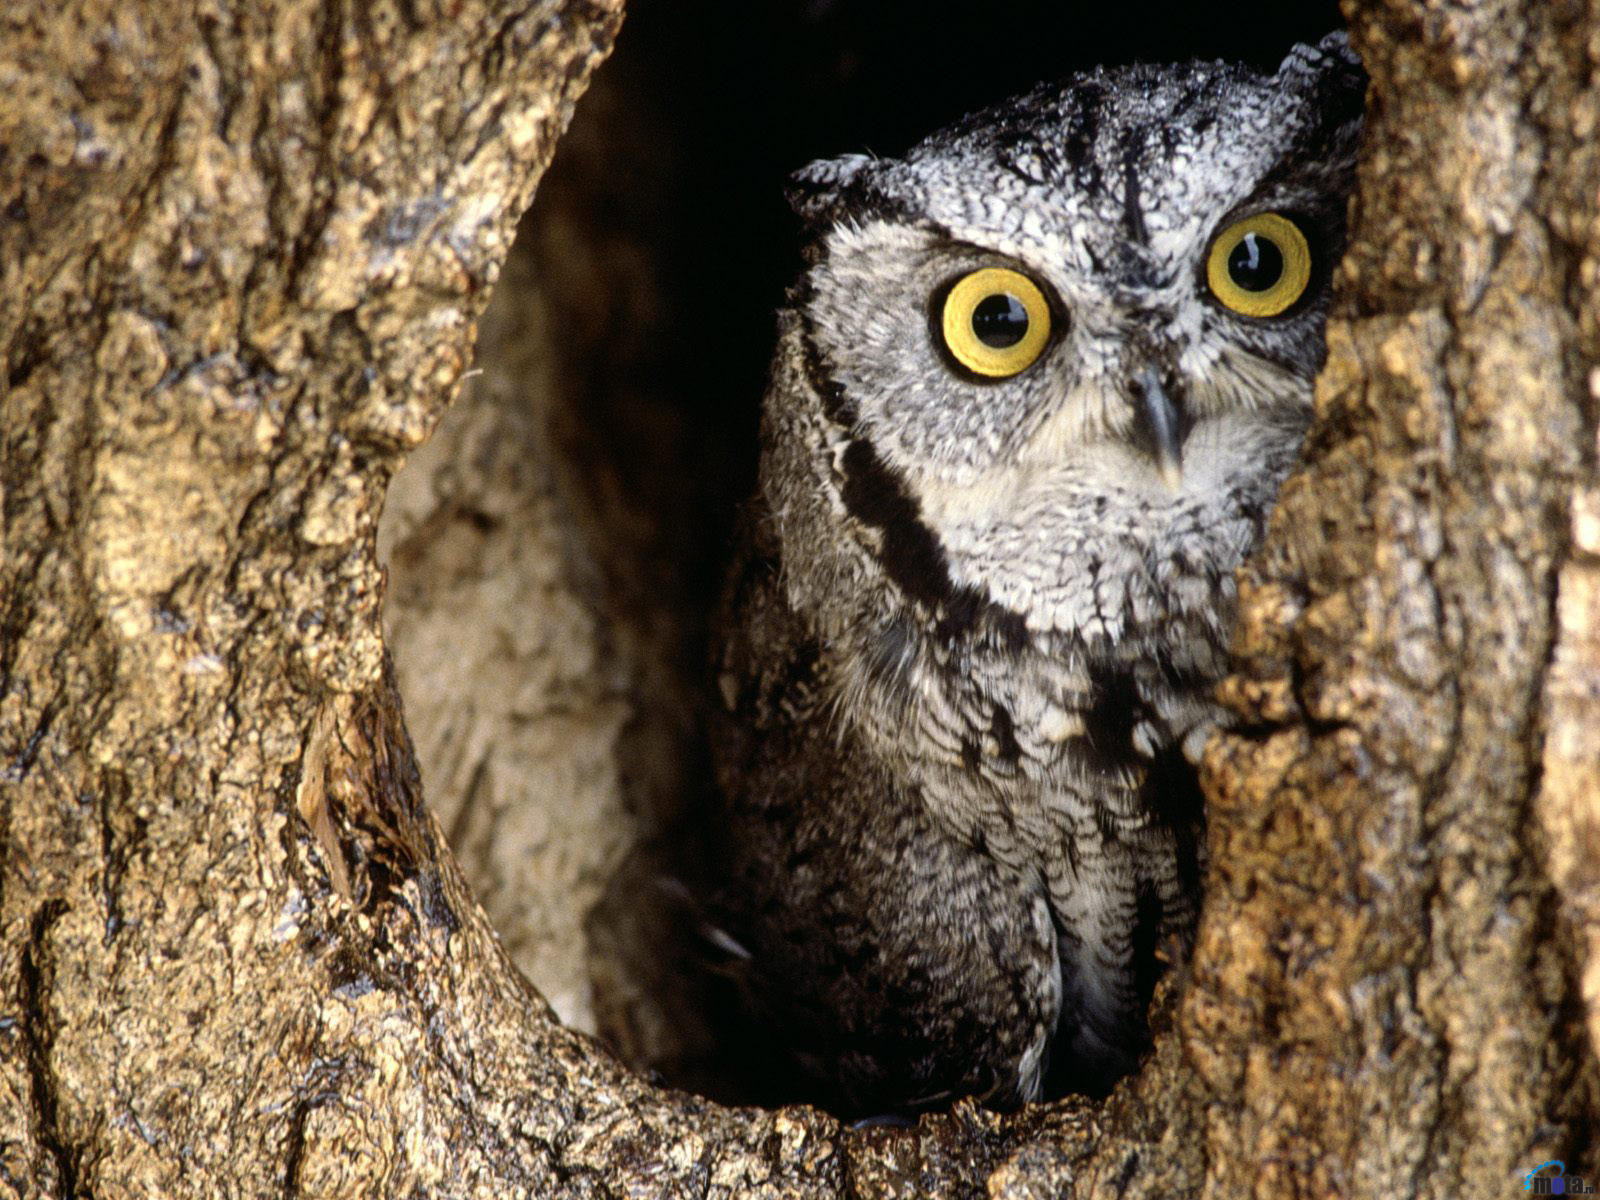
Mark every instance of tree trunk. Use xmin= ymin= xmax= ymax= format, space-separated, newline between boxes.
xmin=1 ymin=1 xmax=1596 ymax=1198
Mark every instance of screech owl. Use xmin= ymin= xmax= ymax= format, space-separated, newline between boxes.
xmin=709 ymin=33 xmax=1364 ymax=1115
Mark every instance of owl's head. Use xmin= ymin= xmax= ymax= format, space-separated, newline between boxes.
xmin=780 ymin=33 xmax=1364 ymax=644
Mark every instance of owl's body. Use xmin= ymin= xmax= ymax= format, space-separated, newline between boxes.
xmin=711 ymin=36 xmax=1364 ymax=1114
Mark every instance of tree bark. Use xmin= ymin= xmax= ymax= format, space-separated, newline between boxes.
xmin=1 ymin=2 xmax=1596 ymax=1199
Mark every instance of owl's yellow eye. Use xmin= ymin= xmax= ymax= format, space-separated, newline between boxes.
xmin=1205 ymin=212 xmax=1313 ymax=318
xmin=939 ymin=267 xmax=1052 ymax=378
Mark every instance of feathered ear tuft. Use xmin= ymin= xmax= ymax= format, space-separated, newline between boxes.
xmin=1278 ymin=30 xmax=1362 ymax=79
xmin=1277 ymin=30 xmax=1366 ymax=131
xmin=785 ymin=153 xmax=876 ymax=227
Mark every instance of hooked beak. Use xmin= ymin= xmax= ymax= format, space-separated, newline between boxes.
xmin=1135 ymin=367 xmax=1184 ymax=491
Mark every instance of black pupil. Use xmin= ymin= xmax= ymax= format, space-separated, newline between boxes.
xmin=1227 ymin=233 xmax=1285 ymax=292
xmin=971 ymin=292 xmax=1029 ymax=348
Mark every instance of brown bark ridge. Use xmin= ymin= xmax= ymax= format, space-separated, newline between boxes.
xmin=1 ymin=2 xmax=1597 ymax=1199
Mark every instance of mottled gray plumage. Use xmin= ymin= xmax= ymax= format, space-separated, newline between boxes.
xmin=711 ymin=34 xmax=1364 ymax=1114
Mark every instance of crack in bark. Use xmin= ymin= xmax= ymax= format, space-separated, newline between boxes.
xmin=281 ymin=1049 xmax=357 ymax=1200
xmin=280 ymin=1092 xmax=309 ymax=1200
xmin=21 ymin=899 xmax=75 ymax=1199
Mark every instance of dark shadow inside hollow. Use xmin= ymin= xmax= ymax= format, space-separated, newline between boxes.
xmin=391 ymin=0 xmax=1345 ymax=1110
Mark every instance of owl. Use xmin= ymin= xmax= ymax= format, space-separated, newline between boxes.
xmin=709 ymin=33 xmax=1364 ymax=1115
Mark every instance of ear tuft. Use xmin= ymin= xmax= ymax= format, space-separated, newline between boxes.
xmin=1278 ymin=30 xmax=1366 ymax=128
xmin=1278 ymin=30 xmax=1361 ymax=78
xmin=785 ymin=153 xmax=875 ymax=226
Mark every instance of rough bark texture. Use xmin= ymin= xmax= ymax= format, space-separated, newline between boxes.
xmin=2 ymin=2 xmax=1598 ymax=1199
